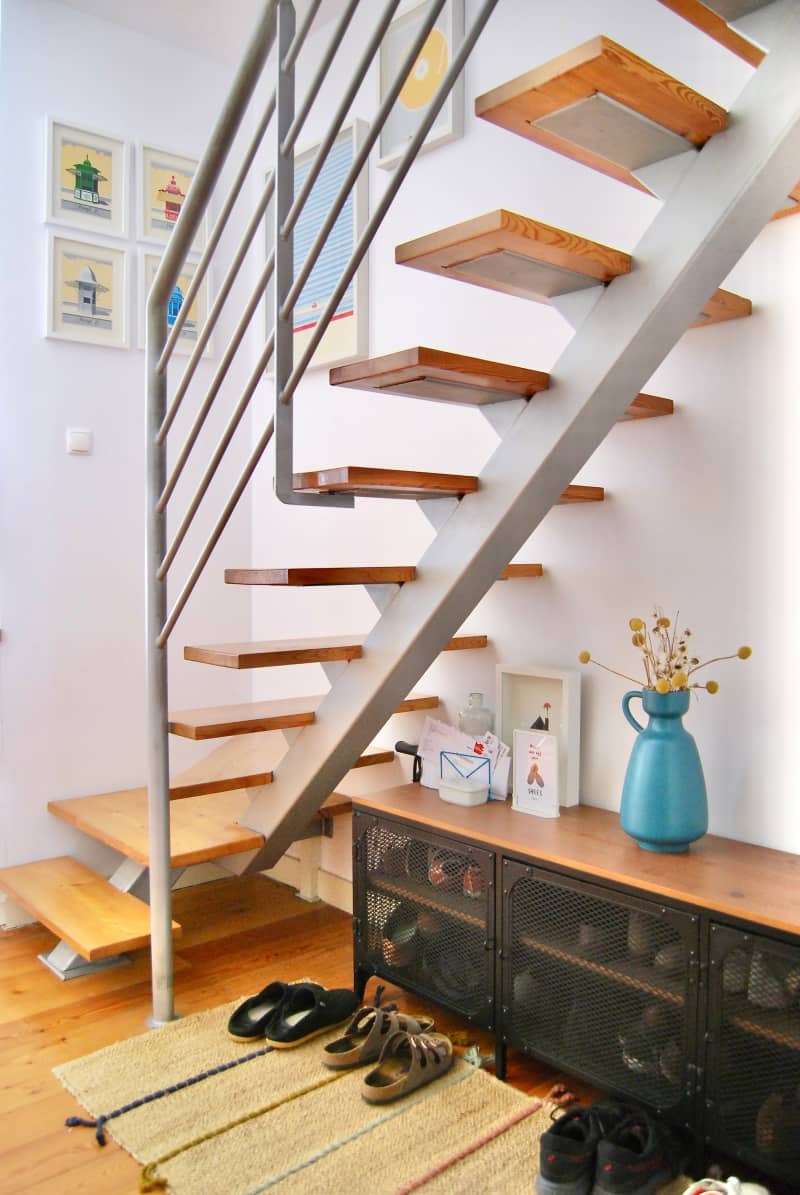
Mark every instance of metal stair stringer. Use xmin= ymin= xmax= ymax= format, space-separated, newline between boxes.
xmin=241 ymin=3 xmax=800 ymax=867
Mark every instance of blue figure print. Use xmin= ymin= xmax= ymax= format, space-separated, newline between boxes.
xmin=167 ymin=284 xmax=184 ymax=326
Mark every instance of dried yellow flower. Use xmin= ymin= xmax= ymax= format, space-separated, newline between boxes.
xmin=738 ymin=646 xmax=752 ymax=659
xmin=706 ymin=680 xmax=719 ymax=694
xmin=655 ymin=679 xmax=671 ymax=694
xmin=657 ymin=617 xmax=671 ymax=629
xmin=671 ymin=672 xmax=688 ymax=689
xmin=629 ymin=618 xmax=644 ymax=631
xmin=631 ymin=633 xmax=645 ymax=647
xmin=578 ymin=650 xmax=591 ymax=664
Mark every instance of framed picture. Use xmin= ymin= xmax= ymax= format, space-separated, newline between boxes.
xmin=46 ymin=118 xmax=128 ymax=237
xmin=496 ymin=665 xmax=581 ymax=808
xmin=139 ymin=251 xmax=212 ymax=357
xmin=46 ymin=233 xmax=128 ymax=348
xmin=265 ymin=119 xmax=369 ymax=370
xmin=377 ymin=0 xmax=464 ymax=170
xmin=138 ymin=144 xmax=205 ymax=251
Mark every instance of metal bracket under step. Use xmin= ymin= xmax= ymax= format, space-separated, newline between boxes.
xmin=38 ymin=940 xmax=133 ymax=981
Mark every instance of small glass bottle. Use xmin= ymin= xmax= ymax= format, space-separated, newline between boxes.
xmin=458 ymin=692 xmax=493 ymax=736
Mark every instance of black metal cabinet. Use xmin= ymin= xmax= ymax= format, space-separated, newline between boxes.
xmin=703 ymin=922 xmax=800 ymax=1187
xmin=352 ymin=809 xmax=496 ymax=1029
xmin=351 ymin=804 xmax=800 ymax=1186
xmin=501 ymin=858 xmax=700 ymax=1129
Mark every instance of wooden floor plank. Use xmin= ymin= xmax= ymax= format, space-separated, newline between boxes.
xmin=168 ymin=692 xmax=439 ymax=740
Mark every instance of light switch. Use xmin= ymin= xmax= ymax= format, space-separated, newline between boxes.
xmin=66 ymin=428 xmax=93 ymax=455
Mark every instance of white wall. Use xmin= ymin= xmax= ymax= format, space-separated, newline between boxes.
xmin=0 ymin=0 xmax=256 ymax=885
xmin=249 ymin=0 xmax=800 ymax=878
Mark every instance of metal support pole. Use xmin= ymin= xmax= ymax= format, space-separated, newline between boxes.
xmin=273 ymin=2 xmax=353 ymax=509
xmin=145 ymin=301 xmax=175 ymax=1026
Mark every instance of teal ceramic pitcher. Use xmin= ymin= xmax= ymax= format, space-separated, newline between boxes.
xmin=620 ymin=688 xmax=708 ymax=852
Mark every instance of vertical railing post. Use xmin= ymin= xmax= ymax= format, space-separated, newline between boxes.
xmin=274 ymin=0 xmax=297 ymax=505
xmin=145 ymin=301 xmax=175 ymax=1026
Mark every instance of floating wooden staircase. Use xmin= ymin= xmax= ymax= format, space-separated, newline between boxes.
xmin=11 ymin=2 xmax=800 ymax=995
xmin=394 ymin=211 xmax=751 ymax=326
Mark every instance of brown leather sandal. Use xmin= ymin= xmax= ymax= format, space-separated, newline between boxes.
xmin=322 ymin=1006 xmax=435 ymax=1070
xmin=361 ymin=1030 xmax=454 ymax=1103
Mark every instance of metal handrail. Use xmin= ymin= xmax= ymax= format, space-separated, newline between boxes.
xmin=145 ymin=0 xmax=498 ymax=1026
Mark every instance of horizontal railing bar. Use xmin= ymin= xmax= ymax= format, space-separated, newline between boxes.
xmin=282 ymin=0 xmax=401 ymax=234
xmin=282 ymin=0 xmax=324 ymax=73
xmin=157 ymin=249 xmax=276 ymax=514
xmin=158 ymin=91 xmax=277 ymax=376
xmin=282 ymin=0 xmax=360 ymax=155
xmin=282 ymin=0 xmax=501 ymax=403
xmin=158 ymin=334 xmax=276 ymax=580
xmin=157 ymin=174 xmax=276 ymax=446
xmin=157 ymin=416 xmax=276 ymax=647
xmin=281 ymin=0 xmax=445 ymax=314
xmin=148 ymin=0 xmax=278 ymax=322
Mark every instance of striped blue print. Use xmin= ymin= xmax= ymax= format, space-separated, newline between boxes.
xmin=293 ymin=136 xmax=355 ymax=333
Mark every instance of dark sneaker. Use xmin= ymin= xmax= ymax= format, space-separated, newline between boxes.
xmin=592 ymin=1112 xmax=685 ymax=1195
xmin=537 ymin=1104 xmax=630 ymax=1195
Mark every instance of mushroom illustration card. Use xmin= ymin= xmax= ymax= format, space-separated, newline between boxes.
xmin=512 ymin=730 xmax=559 ymax=818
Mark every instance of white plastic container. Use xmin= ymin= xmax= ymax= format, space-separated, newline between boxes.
xmin=437 ymin=775 xmax=490 ymax=807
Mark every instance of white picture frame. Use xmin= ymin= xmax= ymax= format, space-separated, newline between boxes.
xmin=46 ymin=117 xmax=128 ymax=238
xmin=496 ymin=665 xmax=581 ymax=808
xmin=137 ymin=143 xmax=206 ymax=252
xmin=46 ymin=232 xmax=128 ymax=349
xmin=265 ymin=119 xmax=369 ymax=370
xmin=138 ymin=250 xmax=212 ymax=357
xmin=377 ymin=0 xmax=464 ymax=170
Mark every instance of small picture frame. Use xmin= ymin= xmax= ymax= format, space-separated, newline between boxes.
xmin=377 ymin=0 xmax=464 ymax=170
xmin=265 ymin=119 xmax=369 ymax=370
xmin=497 ymin=665 xmax=581 ymax=808
xmin=138 ymin=144 xmax=206 ymax=251
xmin=139 ymin=251 xmax=212 ymax=357
xmin=46 ymin=118 xmax=128 ymax=238
xmin=46 ymin=232 xmax=128 ymax=349
xmin=512 ymin=730 xmax=560 ymax=818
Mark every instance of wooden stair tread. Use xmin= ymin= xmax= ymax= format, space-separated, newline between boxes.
xmin=185 ymin=633 xmax=487 ymax=669
xmin=169 ymin=692 xmax=439 ymax=740
xmin=225 ymin=566 xmax=417 ymax=586
xmin=498 ymin=564 xmax=544 ymax=579
xmin=0 ymin=856 xmax=180 ymax=961
xmin=329 ymin=347 xmax=671 ymax=420
xmin=329 ymin=346 xmax=550 ymax=406
xmin=49 ymin=790 xmax=266 ymax=868
xmin=352 ymin=749 xmax=395 ymax=769
xmin=224 ymin=562 xmax=551 ymax=585
xmin=475 ymin=35 xmax=727 ymax=194
xmin=559 ymin=485 xmax=604 ymax=503
xmin=395 ymin=210 xmax=632 ymax=305
xmin=293 ymin=465 xmax=478 ymax=500
xmin=655 ymin=0 xmax=766 ymax=66
xmin=693 ymin=288 xmax=753 ymax=327
xmin=47 ymin=788 xmax=356 ymax=869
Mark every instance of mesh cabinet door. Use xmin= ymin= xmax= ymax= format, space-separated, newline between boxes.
xmin=502 ymin=859 xmax=698 ymax=1119
xmin=705 ymin=923 xmax=800 ymax=1186
xmin=353 ymin=811 xmax=495 ymax=1027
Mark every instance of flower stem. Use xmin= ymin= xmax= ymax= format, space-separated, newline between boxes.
xmin=687 ymin=653 xmax=739 ymax=675
xmin=587 ymin=659 xmax=642 ymax=685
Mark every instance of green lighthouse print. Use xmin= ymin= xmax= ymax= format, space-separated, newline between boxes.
xmin=67 ymin=154 xmax=107 ymax=205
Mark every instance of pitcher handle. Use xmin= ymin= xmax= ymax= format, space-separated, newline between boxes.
xmin=622 ymin=690 xmax=645 ymax=733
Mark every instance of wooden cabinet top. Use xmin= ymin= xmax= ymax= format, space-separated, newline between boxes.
xmin=353 ymin=786 xmax=800 ymax=937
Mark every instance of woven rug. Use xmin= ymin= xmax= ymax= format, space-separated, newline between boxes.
xmin=54 ymin=998 xmax=691 ymax=1194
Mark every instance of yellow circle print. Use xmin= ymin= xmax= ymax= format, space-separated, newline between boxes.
xmin=399 ymin=27 xmax=449 ymax=110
